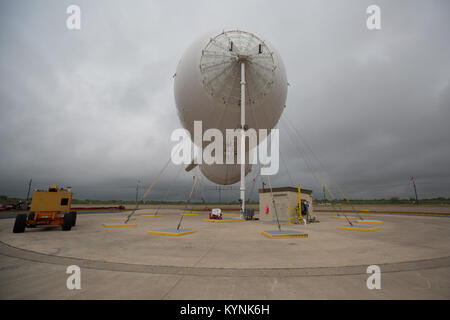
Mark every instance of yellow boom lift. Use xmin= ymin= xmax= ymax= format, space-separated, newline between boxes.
xmin=13 ymin=184 xmax=77 ymax=233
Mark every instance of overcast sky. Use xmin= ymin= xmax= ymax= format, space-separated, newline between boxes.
xmin=0 ymin=0 xmax=449 ymax=201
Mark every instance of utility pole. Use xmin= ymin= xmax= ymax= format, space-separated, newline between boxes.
xmin=323 ymin=186 xmax=326 ymax=201
xmin=25 ymin=179 xmax=32 ymax=204
xmin=239 ymin=61 xmax=246 ymax=219
xmin=135 ymin=179 xmax=140 ymax=205
xmin=410 ymin=176 xmax=419 ymax=205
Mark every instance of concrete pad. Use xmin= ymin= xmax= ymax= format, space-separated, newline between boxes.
xmin=262 ymin=230 xmax=308 ymax=238
xmin=147 ymin=228 xmax=197 ymax=236
xmin=2 ymin=211 xmax=448 ymax=268
xmin=338 ymin=224 xmax=381 ymax=232
xmin=141 ymin=214 xmax=163 ymax=217
xmin=1 ymin=253 xmax=449 ymax=299
xmin=355 ymin=220 xmax=384 ymax=224
xmin=1 ymin=207 xmax=450 ymax=300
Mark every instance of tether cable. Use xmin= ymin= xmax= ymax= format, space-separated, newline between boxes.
xmin=177 ymin=168 xmax=200 ymax=230
xmin=267 ymin=175 xmax=282 ymax=231
xmin=154 ymin=164 xmax=184 ymax=215
xmin=283 ymin=115 xmax=363 ymax=220
xmin=124 ymin=145 xmax=179 ymax=223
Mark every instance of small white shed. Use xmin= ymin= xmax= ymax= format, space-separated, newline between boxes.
xmin=258 ymin=186 xmax=313 ymax=222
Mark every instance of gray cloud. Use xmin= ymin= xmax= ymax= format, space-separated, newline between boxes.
xmin=0 ymin=0 xmax=449 ymax=201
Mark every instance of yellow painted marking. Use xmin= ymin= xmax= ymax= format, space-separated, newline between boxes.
xmin=261 ymin=231 xmax=308 ymax=239
xmin=338 ymin=226 xmax=380 ymax=232
xmin=147 ymin=230 xmax=197 ymax=236
xmin=141 ymin=214 xmax=163 ymax=217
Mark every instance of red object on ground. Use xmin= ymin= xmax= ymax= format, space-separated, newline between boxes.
xmin=208 ymin=213 xmax=223 ymax=219
xmin=265 ymin=205 xmax=269 ymax=214
xmin=1 ymin=203 xmax=17 ymax=211
xmin=209 ymin=208 xmax=223 ymax=219
xmin=0 ymin=202 xmax=29 ymax=211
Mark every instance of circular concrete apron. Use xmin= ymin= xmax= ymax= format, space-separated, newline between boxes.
xmin=1 ymin=209 xmax=449 ymax=277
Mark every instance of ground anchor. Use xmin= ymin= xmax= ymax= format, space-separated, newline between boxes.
xmin=147 ymin=228 xmax=197 ymax=236
xmin=262 ymin=230 xmax=308 ymax=239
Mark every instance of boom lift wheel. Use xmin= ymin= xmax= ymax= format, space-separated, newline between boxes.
xmin=13 ymin=214 xmax=27 ymax=233
xmin=62 ymin=212 xmax=73 ymax=231
xmin=70 ymin=211 xmax=77 ymax=226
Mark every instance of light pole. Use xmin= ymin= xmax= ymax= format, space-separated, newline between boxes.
xmin=410 ymin=176 xmax=419 ymax=205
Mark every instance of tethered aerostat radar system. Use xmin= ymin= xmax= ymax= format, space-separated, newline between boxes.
xmin=174 ymin=29 xmax=288 ymax=212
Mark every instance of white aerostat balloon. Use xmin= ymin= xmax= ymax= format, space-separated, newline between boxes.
xmin=174 ymin=30 xmax=288 ymax=185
